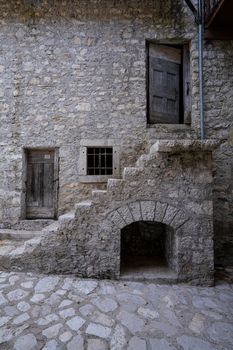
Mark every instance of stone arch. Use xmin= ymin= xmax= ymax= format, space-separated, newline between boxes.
xmin=103 ymin=200 xmax=191 ymax=280
xmin=105 ymin=200 xmax=190 ymax=232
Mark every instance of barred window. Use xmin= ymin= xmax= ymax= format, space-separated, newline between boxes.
xmin=87 ymin=147 xmax=113 ymax=175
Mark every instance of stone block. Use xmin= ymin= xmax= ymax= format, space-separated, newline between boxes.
xmin=108 ymin=210 xmax=126 ymax=229
xmin=154 ymin=202 xmax=167 ymax=223
xmin=163 ymin=205 xmax=178 ymax=226
xmin=117 ymin=205 xmax=134 ymax=226
xmin=171 ymin=210 xmax=189 ymax=230
xmin=140 ymin=201 xmax=156 ymax=221
xmin=123 ymin=167 xmax=144 ymax=180
xmin=128 ymin=202 xmax=142 ymax=222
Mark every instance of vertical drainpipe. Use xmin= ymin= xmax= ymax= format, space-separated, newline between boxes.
xmin=198 ymin=0 xmax=205 ymax=141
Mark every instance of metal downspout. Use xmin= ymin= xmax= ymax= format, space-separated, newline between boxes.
xmin=198 ymin=0 xmax=205 ymax=141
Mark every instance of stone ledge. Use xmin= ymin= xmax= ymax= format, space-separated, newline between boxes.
xmin=150 ymin=140 xmax=220 ymax=154
xmin=0 ymin=229 xmax=41 ymax=241
xmin=147 ymin=123 xmax=191 ymax=130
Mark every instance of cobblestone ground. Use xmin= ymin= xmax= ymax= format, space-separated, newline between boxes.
xmin=0 ymin=271 xmax=233 ymax=350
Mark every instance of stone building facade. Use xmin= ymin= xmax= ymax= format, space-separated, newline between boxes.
xmin=0 ymin=0 xmax=232 ymax=282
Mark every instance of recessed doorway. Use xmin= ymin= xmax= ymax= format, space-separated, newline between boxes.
xmin=25 ymin=149 xmax=59 ymax=219
xmin=120 ymin=221 xmax=177 ymax=281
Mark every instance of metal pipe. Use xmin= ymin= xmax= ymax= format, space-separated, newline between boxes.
xmin=198 ymin=0 xmax=205 ymax=141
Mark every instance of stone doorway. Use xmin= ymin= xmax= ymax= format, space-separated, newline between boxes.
xmin=120 ymin=221 xmax=177 ymax=281
xmin=23 ymin=149 xmax=59 ymax=220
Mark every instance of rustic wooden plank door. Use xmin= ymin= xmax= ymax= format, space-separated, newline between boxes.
xmin=26 ymin=150 xmax=57 ymax=219
xmin=148 ymin=44 xmax=181 ymax=124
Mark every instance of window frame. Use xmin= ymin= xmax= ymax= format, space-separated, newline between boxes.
xmin=78 ymin=139 xmax=120 ymax=183
xmin=146 ymin=40 xmax=191 ymax=125
xmin=86 ymin=147 xmax=113 ymax=176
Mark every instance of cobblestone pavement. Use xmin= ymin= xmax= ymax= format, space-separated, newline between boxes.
xmin=0 ymin=271 xmax=233 ymax=350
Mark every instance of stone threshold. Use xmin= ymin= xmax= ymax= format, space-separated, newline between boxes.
xmin=120 ymin=266 xmax=178 ymax=284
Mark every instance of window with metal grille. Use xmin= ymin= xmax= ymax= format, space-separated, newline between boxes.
xmin=87 ymin=147 xmax=113 ymax=175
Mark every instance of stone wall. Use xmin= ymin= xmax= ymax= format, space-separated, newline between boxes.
xmin=0 ymin=141 xmax=216 ymax=286
xmin=0 ymin=0 xmax=195 ymax=225
xmin=0 ymin=0 xmax=232 ymax=265
xmin=203 ymin=41 xmax=233 ymax=266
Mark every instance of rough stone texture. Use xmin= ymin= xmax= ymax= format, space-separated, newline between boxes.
xmin=35 ymin=277 xmax=59 ymax=293
xmin=149 ymin=338 xmax=177 ymax=350
xmin=87 ymin=339 xmax=107 ymax=350
xmin=128 ymin=336 xmax=147 ymax=350
xmin=0 ymin=271 xmax=232 ymax=349
xmin=42 ymin=324 xmax=63 ymax=339
xmin=110 ymin=324 xmax=127 ymax=350
xmin=67 ymin=335 xmax=84 ymax=350
xmin=13 ymin=334 xmax=38 ymax=350
xmin=117 ymin=310 xmax=145 ymax=333
xmin=0 ymin=0 xmax=232 ymax=268
xmin=0 ymin=140 xmax=215 ymax=286
xmin=66 ymin=316 xmax=85 ymax=331
xmin=85 ymin=323 xmax=112 ymax=339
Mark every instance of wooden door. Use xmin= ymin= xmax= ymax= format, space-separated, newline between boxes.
xmin=26 ymin=150 xmax=58 ymax=219
xmin=148 ymin=44 xmax=182 ymax=124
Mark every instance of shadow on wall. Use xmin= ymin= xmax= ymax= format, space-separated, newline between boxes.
xmin=10 ymin=0 xmax=185 ymax=25
xmin=120 ymin=221 xmax=176 ymax=273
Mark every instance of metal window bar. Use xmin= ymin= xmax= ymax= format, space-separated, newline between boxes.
xmin=87 ymin=147 xmax=113 ymax=175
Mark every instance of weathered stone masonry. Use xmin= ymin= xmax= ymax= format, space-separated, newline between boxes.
xmin=0 ymin=140 xmax=217 ymax=286
xmin=0 ymin=0 xmax=232 ymax=270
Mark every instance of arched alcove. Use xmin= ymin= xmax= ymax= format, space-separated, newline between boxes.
xmin=104 ymin=201 xmax=200 ymax=282
xmin=120 ymin=220 xmax=177 ymax=279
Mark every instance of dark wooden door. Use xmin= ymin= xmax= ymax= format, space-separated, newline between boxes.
xmin=148 ymin=44 xmax=181 ymax=124
xmin=26 ymin=150 xmax=57 ymax=219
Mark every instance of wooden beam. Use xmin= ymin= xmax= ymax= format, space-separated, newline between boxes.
xmin=205 ymin=0 xmax=225 ymax=28
xmin=184 ymin=0 xmax=199 ymax=23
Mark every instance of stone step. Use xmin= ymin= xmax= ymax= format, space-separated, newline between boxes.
xmin=0 ymin=236 xmax=42 ymax=271
xmin=92 ymin=190 xmax=108 ymax=200
xmin=74 ymin=201 xmax=93 ymax=217
xmin=0 ymin=230 xmax=41 ymax=263
xmin=11 ymin=219 xmax=56 ymax=231
xmin=0 ymin=229 xmax=41 ymax=241
xmin=135 ymin=154 xmax=150 ymax=167
xmin=149 ymin=139 xmax=219 ymax=155
xmin=75 ymin=200 xmax=93 ymax=210
xmin=149 ymin=141 xmax=160 ymax=155
xmin=107 ymin=178 xmax=124 ymax=191
xmin=120 ymin=267 xmax=179 ymax=284
xmin=123 ymin=167 xmax=144 ymax=180
xmin=147 ymin=124 xmax=193 ymax=148
xmin=42 ymin=222 xmax=60 ymax=234
xmin=58 ymin=211 xmax=75 ymax=224
xmin=0 ymin=240 xmax=23 ymax=257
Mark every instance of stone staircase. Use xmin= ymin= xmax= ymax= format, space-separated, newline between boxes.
xmin=0 ymin=219 xmax=56 ymax=270
xmin=0 ymin=140 xmax=218 ymax=285
xmin=0 ymin=229 xmax=41 ymax=269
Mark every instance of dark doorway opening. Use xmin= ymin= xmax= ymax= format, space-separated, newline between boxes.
xmin=120 ymin=221 xmax=176 ymax=280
